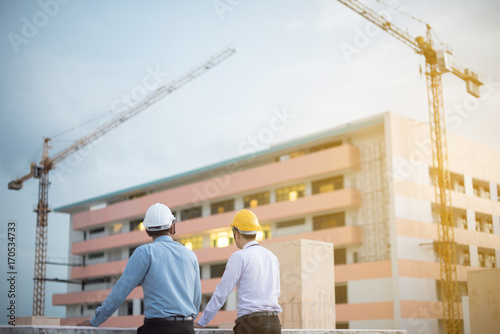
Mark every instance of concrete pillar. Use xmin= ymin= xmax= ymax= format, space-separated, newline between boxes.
xmin=201 ymin=264 xmax=211 ymax=280
xmin=466 ymin=209 xmax=476 ymax=232
xmin=493 ymin=216 xmax=500 ymax=235
xmin=264 ymin=239 xmax=335 ymax=329
xmin=304 ymin=181 xmax=312 ymax=197
xmin=234 ymin=196 xmax=244 ymax=210
xmin=489 ymin=182 xmax=498 ymax=201
xmin=467 ymin=268 xmax=500 ymax=334
xmin=202 ymin=202 xmax=210 ymax=217
xmin=462 ymin=296 xmax=471 ymax=334
xmin=270 ymin=189 xmax=276 ymax=204
xmin=132 ymin=298 xmax=141 ymax=316
xmin=469 ymin=246 xmax=479 ymax=267
xmin=464 ymin=175 xmax=473 ymax=196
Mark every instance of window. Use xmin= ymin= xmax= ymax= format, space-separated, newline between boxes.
xmin=489 ymin=254 xmax=497 ymax=268
xmin=450 ymin=173 xmax=465 ymax=193
xmin=210 ymin=263 xmax=227 ymax=278
xmin=335 ymin=285 xmax=347 ymax=304
xmin=256 ymin=225 xmax=271 ymax=241
xmin=313 ymin=212 xmax=345 ymax=231
xmin=179 ymin=235 xmax=204 ymax=250
xmin=244 ymin=191 xmax=270 ymax=208
xmin=127 ymin=301 xmax=133 ymax=315
xmin=478 ymin=252 xmax=485 ymax=267
xmin=334 ymin=248 xmax=346 ymax=265
xmin=87 ymin=304 xmax=100 ymax=310
xmin=275 ymin=184 xmax=305 ymax=202
xmin=89 ymin=227 xmax=105 ymax=235
xmin=336 ymin=322 xmax=349 ymax=329
xmin=276 ymin=218 xmax=305 ymax=229
xmin=211 ymin=199 xmax=234 ymax=215
xmin=210 ymin=230 xmax=234 ymax=248
xmin=181 ymin=207 xmax=202 ymax=221
xmin=88 ymin=252 xmax=104 ymax=260
xmin=129 ymin=219 xmax=144 ymax=232
xmin=201 ymin=294 xmax=227 ymax=311
xmin=472 ymin=179 xmax=490 ymax=199
xmin=312 ymin=176 xmax=344 ymax=194
xmin=128 ymin=192 xmax=146 ymax=200
xmin=463 ymin=250 xmax=470 ymax=266
xmin=486 ymin=221 xmax=494 ymax=234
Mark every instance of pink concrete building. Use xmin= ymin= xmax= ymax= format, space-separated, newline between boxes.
xmin=54 ymin=112 xmax=500 ymax=332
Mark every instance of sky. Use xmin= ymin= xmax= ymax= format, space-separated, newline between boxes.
xmin=0 ymin=0 xmax=499 ymax=323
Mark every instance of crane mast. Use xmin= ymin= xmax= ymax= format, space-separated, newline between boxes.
xmin=8 ymin=46 xmax=236 ymax=316
xmin=336 ymin=1 xmax=483 ymax=333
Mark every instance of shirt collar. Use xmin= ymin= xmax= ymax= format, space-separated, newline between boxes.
xmin=154 ymin=235 xmax=173 ymax=242
xmin=243 ymin=240 xmax=259 ymax=249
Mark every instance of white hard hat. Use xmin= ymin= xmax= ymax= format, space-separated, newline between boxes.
xmin=143 ymin=203 xmax=176 ymax=231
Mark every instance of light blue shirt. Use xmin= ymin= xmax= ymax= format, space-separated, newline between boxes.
xmin=90 ymin=235 xmax=201 ymax=326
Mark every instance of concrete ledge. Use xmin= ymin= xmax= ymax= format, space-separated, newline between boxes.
xmin=0 ymin=326 xmax=407 ymax=334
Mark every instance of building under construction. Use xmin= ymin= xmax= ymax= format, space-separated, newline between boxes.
xmin=53 ymin=112 xmax=500 ymax=333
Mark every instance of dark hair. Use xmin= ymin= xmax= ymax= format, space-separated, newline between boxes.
xmin=146 ymin=228 xmax=171 ymax=237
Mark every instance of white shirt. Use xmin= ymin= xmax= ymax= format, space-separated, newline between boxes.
xmin=198 ymin=241 xmax=282 ymax=327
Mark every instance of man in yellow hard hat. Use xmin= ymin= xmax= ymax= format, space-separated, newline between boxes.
xmin=195 ymin=209 xmax=282 ymax=333
xmin=78 ymin=203 xmax=201 ymax=334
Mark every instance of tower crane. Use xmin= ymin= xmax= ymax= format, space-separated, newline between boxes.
xmin=8 ymin=46 xmax=236 ymax=317
xmin=335 ymin=1 xmax=483 ymax=333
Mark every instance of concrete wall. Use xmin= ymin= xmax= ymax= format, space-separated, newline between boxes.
xmin=467 ymin=268 xmax=500 ymax=334
xmin=0 ymin=327 xmax=408 ymax=334
xmin=264 ymin=239 xmax=335 ymax=329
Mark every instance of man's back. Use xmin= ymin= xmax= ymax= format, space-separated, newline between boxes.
xmin=139 ymin=235 xmax=201 ymax=318
xmin=233 ymin=242 xmax=281 ymax=317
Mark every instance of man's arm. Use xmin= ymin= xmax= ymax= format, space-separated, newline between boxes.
xmin=88 ymin=246 xmax=150 ymax=327
xmin=197 ymin=253 xmax=242 ymax=327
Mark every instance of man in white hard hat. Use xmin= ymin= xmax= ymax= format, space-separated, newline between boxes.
xmin=78 ymin=203 xmax=201 ymax=334
xmin=195 ymin=209 xmax=282 ymax=333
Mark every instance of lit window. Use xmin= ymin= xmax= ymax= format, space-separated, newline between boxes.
xmin=210 ymin=231 xmax=234 ymax=248
xmin=275 ymin=184 xmax=305 ymax=202
xmin=129 ymin=219 xmax=143 ymax=231
xmin=256 ymin=225 xmax=271 ymax=241
xmin=113 ymin=223 xmax=123 ymax=233
xmin=244 ymin=192 xmax=270 ymax=208
xmin=179 ymin=235 xmax=203 ymax=250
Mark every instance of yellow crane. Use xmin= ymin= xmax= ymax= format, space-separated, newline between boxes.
xmin=335 ymin=1 xmax=483 ymax=333
xmin=8 ymin=46 xmax=236 ymax=317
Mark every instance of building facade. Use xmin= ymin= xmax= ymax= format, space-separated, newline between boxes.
xmin=54 ymin=112 xmax=500 ymax=333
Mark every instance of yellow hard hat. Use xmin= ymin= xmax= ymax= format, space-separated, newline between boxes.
xmin=230 ymin=209 xmax=260 ymax=235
